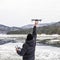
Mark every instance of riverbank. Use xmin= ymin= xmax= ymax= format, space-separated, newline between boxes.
xmin=0 ymin=34 xmax=60 ymax=47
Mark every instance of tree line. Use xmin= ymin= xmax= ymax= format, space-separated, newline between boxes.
xmin=7 ymin=25 xmax=60 ymax=34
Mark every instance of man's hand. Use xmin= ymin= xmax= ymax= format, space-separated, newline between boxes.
xmin=34 ymin=21 xmax=38 ymax=26
xmin=16 ymin=48 xmax=19 ymax=51
xmin=16 ymin=47 xmax=21 ymax=52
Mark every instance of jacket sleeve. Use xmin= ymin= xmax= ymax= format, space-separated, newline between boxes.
xmin=32 ymin=26 xmax=37 ymax=41
xmin=17 ymin=44 xmax=27 ymax=56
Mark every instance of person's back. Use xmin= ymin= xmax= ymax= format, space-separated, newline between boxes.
xmin=23 ymin=33 xmax=36 ymax=60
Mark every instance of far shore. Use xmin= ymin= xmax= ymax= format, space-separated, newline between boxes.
xmin=0 ymin=34 xmax=60 ymax=40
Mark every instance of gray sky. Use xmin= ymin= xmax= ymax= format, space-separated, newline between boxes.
xmin=0 ymin=0 xmax=60 ymax=27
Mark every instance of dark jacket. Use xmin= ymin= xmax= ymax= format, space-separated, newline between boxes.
xmin=17 ymin=26 xmax=37 ymax=60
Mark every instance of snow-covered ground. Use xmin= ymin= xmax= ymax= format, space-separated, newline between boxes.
xmin=0 ymin=42 xmax=60 ymax=60
xmin=0 ymin=34 xmax=60 ymax=60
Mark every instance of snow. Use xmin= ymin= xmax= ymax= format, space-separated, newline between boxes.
xmin=0 ymin=42 xmax=60 ymax=60
xmin=0 ymin=34 xmax=60 ymax=60
xmin=36 ymin=46 xmax=60 ymax=60
xmin=0 ymin=43 xmax=22 ymax=60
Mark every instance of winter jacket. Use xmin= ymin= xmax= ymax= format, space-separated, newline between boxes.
xmin=17 ymin=26 xmax=37 ymax=60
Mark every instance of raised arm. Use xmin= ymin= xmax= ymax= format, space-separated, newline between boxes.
xmin=32 ymin=21 xmax=38 ymax=40
xmin=32 ymin=26 xmax=37 ymax=40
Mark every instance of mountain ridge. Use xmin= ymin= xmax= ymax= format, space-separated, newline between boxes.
xmin=0 ymin=21 xmax=60 ymax=34
xmin=7 ymin=21 xmax=60 ymax=34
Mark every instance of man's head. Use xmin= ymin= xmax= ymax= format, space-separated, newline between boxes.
xmin=26 ymin=34 xmax=33 ymax=41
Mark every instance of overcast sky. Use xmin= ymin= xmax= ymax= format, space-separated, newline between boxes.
xmin=0 ymin=0 xmax=60 ymax=27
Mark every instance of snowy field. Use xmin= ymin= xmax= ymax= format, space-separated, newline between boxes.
xmin=0 ymin=43 xmax=60 ymax=60
xmin=0 ymin=34 xmax=60 ymax=60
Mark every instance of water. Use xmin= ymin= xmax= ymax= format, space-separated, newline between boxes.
xmin=0 ymin=34 xmax=60 ymax=60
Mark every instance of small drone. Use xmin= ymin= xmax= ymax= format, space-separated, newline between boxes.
xmin=32 ymin=19 xmax=42 ymax=22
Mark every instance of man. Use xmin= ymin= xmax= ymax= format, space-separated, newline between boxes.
xmin=16 ymin=21 xmax=38 ymax=60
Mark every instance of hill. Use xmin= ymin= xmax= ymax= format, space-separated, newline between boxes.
xmin=7 ymin=21 xmax=60 ymax=34
xmin=0 ymin=24 xmax=21 ymax=34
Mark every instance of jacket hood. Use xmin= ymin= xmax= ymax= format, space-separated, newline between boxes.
xmin=26 ymin=34 xmax=33 ymax=41
xmin=26 ymin=39 xmax=35 ymax=47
